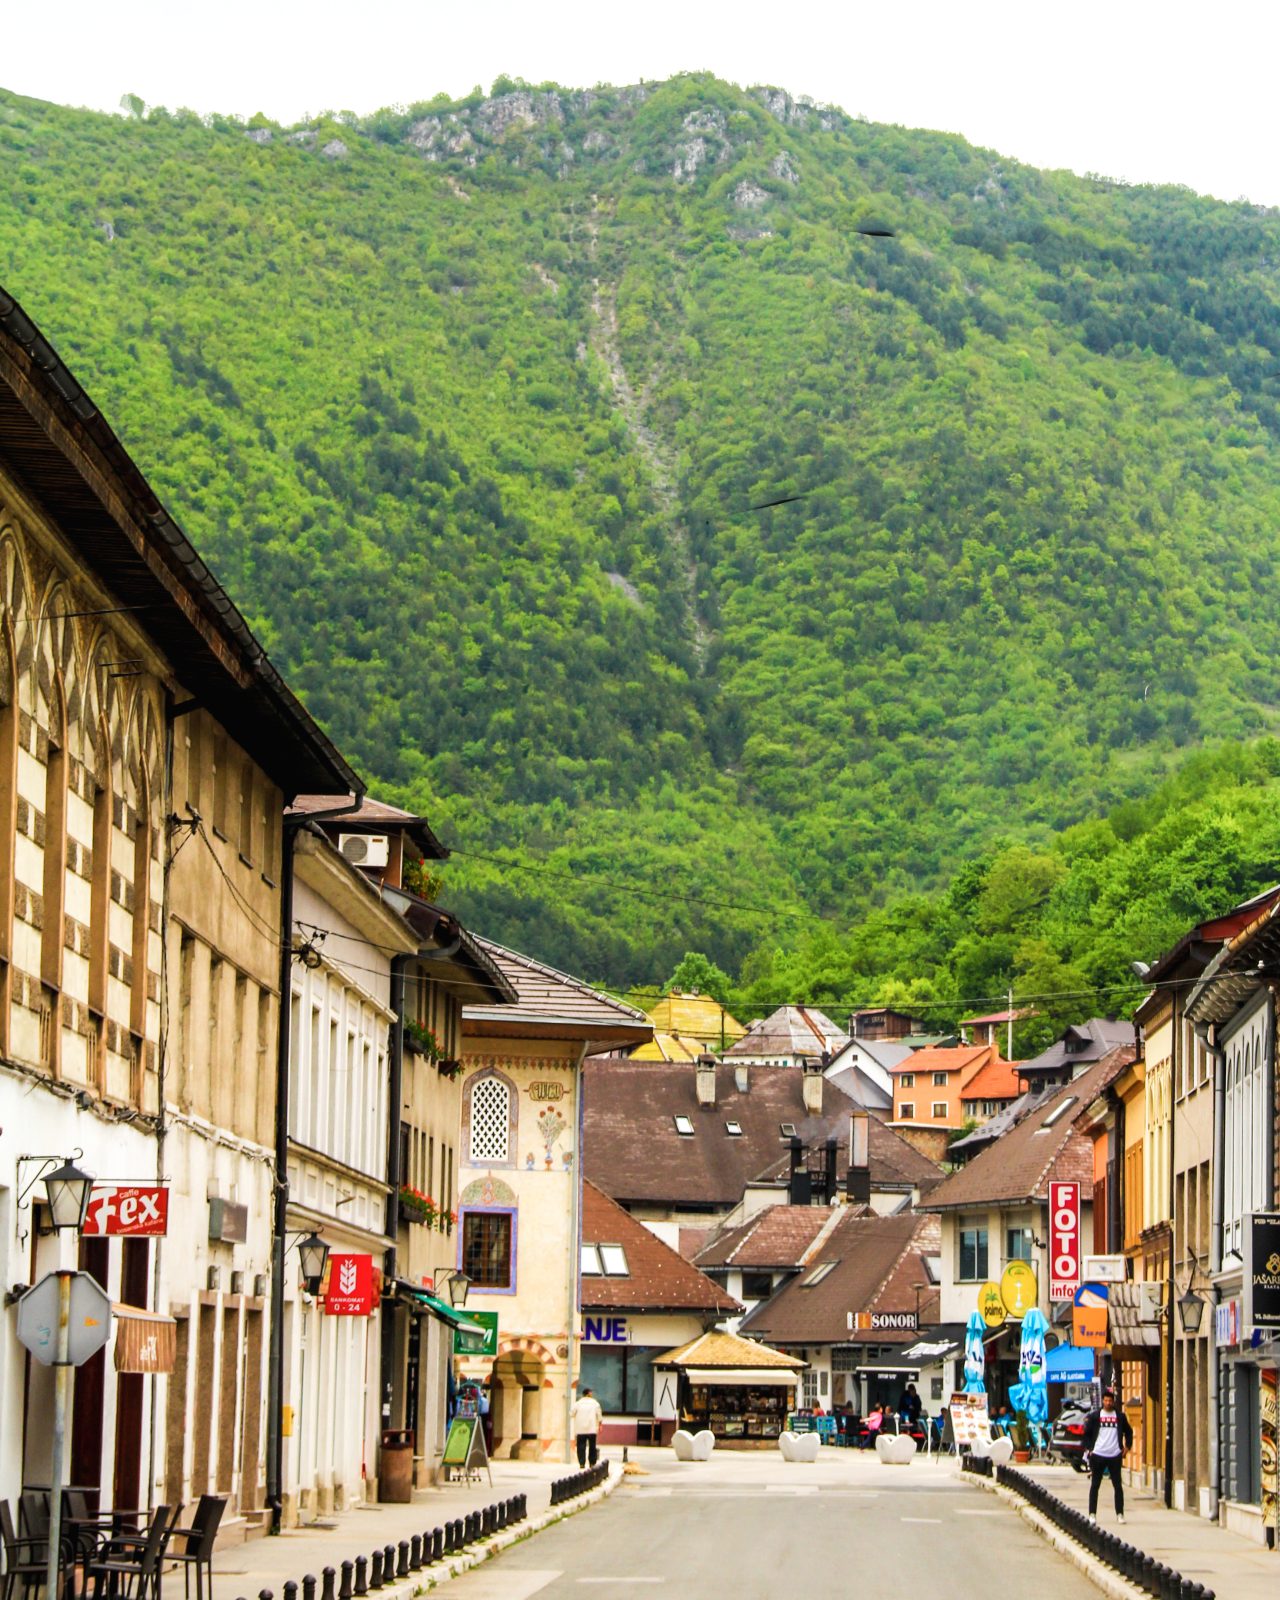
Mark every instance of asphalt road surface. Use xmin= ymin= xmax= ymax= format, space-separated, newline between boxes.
xmin=444 ymin=1450 xmax=1099 ymax=1600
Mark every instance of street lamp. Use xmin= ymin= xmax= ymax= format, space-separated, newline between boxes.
xmin=436 ymin=1268 xmax=471 ymax=1307
xmin=296 ymin=1231 xmax=330 ymax=1291
xmin=43 ymin=1160 xmax=94 ymax=1231
xmin=1176 ymin=1288 xmax=1206 ymax=1335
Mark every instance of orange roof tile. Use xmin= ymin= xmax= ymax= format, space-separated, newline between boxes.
xmin=960 ymin=1057 xmax=1025 ymax=1101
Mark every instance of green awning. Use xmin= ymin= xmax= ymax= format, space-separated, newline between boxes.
xmin=401 ymin=1287 xmax=485 ymax=1336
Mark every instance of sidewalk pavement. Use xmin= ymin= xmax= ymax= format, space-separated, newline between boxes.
xmin=212 ymin=1460 xmax=612 ymax=1600
xmin=1004 ymin=1462 xmax=1277 ymax=1600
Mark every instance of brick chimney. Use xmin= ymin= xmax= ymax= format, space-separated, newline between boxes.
xmin=802 ymin=1060 xmax=824 ymax=1116
xmin=696 ymin=1052 xmax=717 ymax=1108
xmin=734 ymin=1062 xmax=750 ymax=1094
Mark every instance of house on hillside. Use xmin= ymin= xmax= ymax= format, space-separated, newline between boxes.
xmin=822 ymin=1033 xmax=903 ymax=1117
xmin=848 ymin=1007 xmax=921 ymax=1041
xmin=629 ymin=989 xmax=746 ymax=1059
xmin=456 ymin=942 xmax=653 ymax=1460
xmin=693 ymin=1205 xmax=845 ymax=1332
xmin=1019 ymin=1018 xmax=1134 ymax=1091
xmin=723 ymin=1004 xmax=849 ymax=1066
xmin=922 ymin=1046 xmax=1134 ymax=1403
xmin=959 ymin=1008 xmax=1032 ymax=1050
xmin=579 ymin=1181 xmax=739 ymax=1446
xmin=959 ymin=1054 xmax=1025 ymax=1121
xmin=739 ymin=1210 xmax=943 ymax=1413
xmin=582 ymin=1057 xmax=944 ymax=1233
xmin=887 ymin=1043 xmax=1009 ymax=1161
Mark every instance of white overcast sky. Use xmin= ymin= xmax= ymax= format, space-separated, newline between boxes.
xmin=6 ymin=1 xmax=1279 ymax=207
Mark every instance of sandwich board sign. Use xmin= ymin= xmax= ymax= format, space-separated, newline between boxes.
xmin=436 ymin=1414 xmax=492 ymax=1485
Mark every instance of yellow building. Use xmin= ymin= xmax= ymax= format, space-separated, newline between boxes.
xmin=630 ymin=990 xmax=745 ymax=1059
xmin=458 ymin=942 xmax=651 ymax=1459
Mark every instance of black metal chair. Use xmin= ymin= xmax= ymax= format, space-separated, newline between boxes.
xmin=166 ymin=1498 xmax=226 ymax=1600
xmin=1 ymin=1499 xmax=58 ymax=1600
xmin=84 ymin=1505 xmax=178 ymax=1600
xmin=15 ymin=1500 xmax=48 ymax=1544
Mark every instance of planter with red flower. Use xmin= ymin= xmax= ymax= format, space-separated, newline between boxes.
xmin=399 ymin=1185 xmax=438 ymax=1227
xmin=404 ymin=1019 xmax=442 ymax=1061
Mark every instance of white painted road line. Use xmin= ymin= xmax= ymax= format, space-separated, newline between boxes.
xmin=900 ymin=1516 xmax=942 ymax=1523
xmin=955 ymin=1509 xmax=1004 ymax=1516
xmin=576 ymin=1579 xmax=664 ymax=1585
xmin=765 ymin=1484 xmax=819 ymax=1494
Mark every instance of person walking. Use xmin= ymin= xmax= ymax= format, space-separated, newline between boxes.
xmin=571 ymin=1386 xmax=603 ymax=1467
xmin=1082 ymin=1387 xmax=1133 ymax=1523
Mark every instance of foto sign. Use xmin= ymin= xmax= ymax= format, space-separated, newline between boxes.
xmin=1049 ymin=1181 xmax=1081 ymax=1303
xmin=17 ymin=1271 xmax=112 ymax=1367
xmin=82 ymin=1185 xmax=169 ymax=1236
xmin=1245 ymin=1212 xmax=1280 ymax=1330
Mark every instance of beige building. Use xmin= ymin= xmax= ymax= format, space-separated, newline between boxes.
xmin=0 ymin=289 xmax=356 ymax=1530
xmin=458 ymin=943 xmax=651 ymax=1460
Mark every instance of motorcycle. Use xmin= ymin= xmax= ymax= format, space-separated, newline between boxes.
xmin=1050 ymin=1399 xmax=1091 ymax=1471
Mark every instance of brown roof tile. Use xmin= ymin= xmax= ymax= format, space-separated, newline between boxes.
xmin=464 ymin=940 xmax=653 ymax=1048
xmin=924 ymin=1046 xmax=1135 ymax=1211
xmin=694 ymin=1206 xmax=835 ymax=1270
xmin=656 ymin=1329 xmax=806 ymax=1369
xmin=723 ymin=1006 xmax=849 ymax=1059
xmin=583 ymin=1060 xmax=943 ymax=1210
xmin=581 ymin=1183 xmax=739 ymax=1315
xmin=740 ymin=1211 xmax=940 ymax=1346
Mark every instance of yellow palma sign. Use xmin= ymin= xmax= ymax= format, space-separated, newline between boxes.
xmin=1000 ymin=1261 xmax=1038 ymax=1320
xmin=978 ymin=1281 xmax=1006 ymax=1327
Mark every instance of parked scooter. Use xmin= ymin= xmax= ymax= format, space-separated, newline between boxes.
xmin=1049 ymin=1399 xmax=1092 ymax=1471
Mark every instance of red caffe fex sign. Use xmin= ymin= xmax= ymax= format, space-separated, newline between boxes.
xmin=1049 ymin=1180 xmax=1080 ymax=1302
xmin=324 ymin=1252 xmax=377 ymax=1316
xmin=82 ymin=1185 xmax=169 ymax=1236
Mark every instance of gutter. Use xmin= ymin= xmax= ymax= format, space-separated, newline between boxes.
xmin=565 ymin=1040 xmax=588 ymax=1462
xmin=378 ymin=951 xmax=409 ymax=1467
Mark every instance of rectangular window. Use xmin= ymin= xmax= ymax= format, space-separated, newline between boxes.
xmin=1006 ymin=1227 xmax=1033 ymax=1263
xmin=899 ymin=1074 xmax=915 ymax=1089
xmin=579 ymin=1345 xmax=664 ymax=1415
xmin=931 ymin=1101 xmax=948 ymax=1118
xmin=932 ymin=1072 xmax=949 ymax=1087
xmin=673 ymin=1115 xmax=694 ymax=1136
xmin=462 ymin=1210 xmax=513 ymax=1290
xmin=899 ymin=1102 xmax=915 ymax=1119
xmin=959 ymin=1219 xmax=989 ymax=1282
xmin=741 ymin=1271 xmax=773 ymax=1300
xmin=581 ymin=1245 xmax=602 ymax=1275
xmin=599 ymin=1244 xmax=628 ymax=1276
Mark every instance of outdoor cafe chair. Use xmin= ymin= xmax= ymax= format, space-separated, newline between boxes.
xmin=166 ymin=1497 xmax=227 ymax=1600
xmin=1 ymin=1498 xmax=72 ymax=1600
xmin=85 ymin=1504 xmax=179 ymax=1600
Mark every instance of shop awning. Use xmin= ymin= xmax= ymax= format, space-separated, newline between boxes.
xmin=112 ymin=1304 xmax=177 ymax=1374
xmin=681 ymin=1368 xmax=797 ymax=1388
xmin=1045 ymin=1343 xmax=1095 ymax=1382
xmin=397 ymin=1286 xmax=486 ymax=1337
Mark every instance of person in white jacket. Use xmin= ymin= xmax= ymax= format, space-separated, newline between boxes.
xmin=571 ymin=1387 xmax=604 ymax=1466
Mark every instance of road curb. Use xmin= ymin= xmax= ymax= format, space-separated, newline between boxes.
xmin=964 ymin=1472 xmax=1147 ymax=1600
xmin=384 ymin=1467 xmax=623 ymax=1596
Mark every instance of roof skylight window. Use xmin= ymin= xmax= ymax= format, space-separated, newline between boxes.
xmin=674 ymin=1115 xmax=695 ymax=1136
xmin=599 ymin=1244 xmax=629 ymax=1276
xmin=726 ymin=1120 xmax=743 ymax=1136
xmin=800 ymin=1261 xmax=837 ymax=1287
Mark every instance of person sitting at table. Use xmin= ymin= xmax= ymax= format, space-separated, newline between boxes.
xmin=862 ymin=1404 xmax=885 ymax=1447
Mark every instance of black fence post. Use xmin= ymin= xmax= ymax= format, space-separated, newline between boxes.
xmin=397 ymin=1542 xmax=410 ymax=1579
xmin=354 ymin=1557 xmax=368 ymax=1596
xmin=369 ymin=1551 xmax=383 ymax=1590
xmin=321 ymin=1569 xmax=336 ymax=1600
xmin=303 ymin=1574 xmax=317 ymax=1600
xmin=339 ymin=1561 xmax=353 ymax=1600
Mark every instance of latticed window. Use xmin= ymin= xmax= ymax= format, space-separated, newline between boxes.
xmin=469 ymin=1075 xmax=511 ymax=1163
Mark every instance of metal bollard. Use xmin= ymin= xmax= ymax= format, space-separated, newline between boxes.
xmin=303 ymin=1575 xmax=317 ymax=1600
xmin=354 ymin=1557 xmax=368 ymax=1596
xmin=322 ymin=1569 xmax=336 ymax=1600
xmin=369 ymin=1551 xmax=383 ymax=1591
xmin=284 ymin=1583 xmax=298 ymax=1600
xmin=397 ymin=1542 xmax=410 ymax=1578
xmin=409 ymin=1536 xmax=422 ymax=1570
xmin=339 ymin=1561 xmax=354 ymax=1600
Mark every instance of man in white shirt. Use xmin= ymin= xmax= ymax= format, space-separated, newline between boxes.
xmin=571 ymin=1386 xmax=604 ymax=1466
xmin=1083 ymin=1388 xmax=1133 ymax=1523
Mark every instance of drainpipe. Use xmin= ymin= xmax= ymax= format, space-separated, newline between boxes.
xmin=379 ymin=954 xmax=408 ymax=1458
xmin=266 ymin=798 xmax=362 ymax=1534
xmin=1202 ymin=1021 xmax=1225 ymax=1517
xmin=1164 ymin=1006 xmax=1177 ymax=1508
xmin=565 ymin=1041 xmax=588 ymax=1462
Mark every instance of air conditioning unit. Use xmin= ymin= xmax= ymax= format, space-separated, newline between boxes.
xmin=338 ymin=833 xmax=389 ymax=869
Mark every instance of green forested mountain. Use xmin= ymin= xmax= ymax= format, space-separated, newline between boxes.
xmin=4 ymin=73 xmax=1280 ymax=986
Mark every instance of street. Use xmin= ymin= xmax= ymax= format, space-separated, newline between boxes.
xmin=442 ymin=1451 xmax=1100 ymax=1600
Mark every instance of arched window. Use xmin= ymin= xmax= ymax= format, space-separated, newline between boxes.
xmin=468 ymin=1071 xmax=516 ymax=1166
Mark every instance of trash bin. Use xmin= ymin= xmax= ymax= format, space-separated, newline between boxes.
xmin=380 ymin=1429 xmax=415 ymax=1503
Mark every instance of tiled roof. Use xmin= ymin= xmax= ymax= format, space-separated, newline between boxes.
xmin=583 ymin=1060 xmax=944 ymax=1209
xmin=646 ymin=992 xmax=746 ymax=1046
xmin=630 ymin=1031 xmax=703 ymax=1063
xmin=289 ymin=793 xmax=447 ymax=860
xmin=463 ymin=939 xmax=653 ymax=1048
xmin=1019 ymin=1019 xmax=1133 ymax=1078
xmin=723 ymin=1005 xmax=849 ymax=1060
xmin=694 ymin=1205 xmax=835 ymax=1270
xmin=887 ymin=1044 xmax=989 ymax=1078
xmin=581 ymin=1183 xmax=739 ymax=1315
xmin=740 ymin=1211 xmax=940 ymax=1346
xmin=960 ymin=1057 xmax=1025 ymax=1102
xmin=923 ymin=1046 xmax=1135 ymax=1210
xmin=656 ymin=1329 xmax=806 ymax=1369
